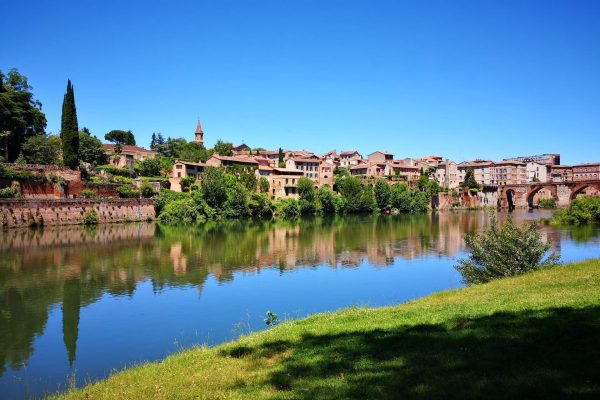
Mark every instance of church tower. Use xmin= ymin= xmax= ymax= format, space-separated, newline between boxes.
xmin=195 ymin=118 xmax=204 ymax=144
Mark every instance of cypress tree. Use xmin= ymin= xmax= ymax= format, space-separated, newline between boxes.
xmin=61 ymin=80 xmax=80 ymax=168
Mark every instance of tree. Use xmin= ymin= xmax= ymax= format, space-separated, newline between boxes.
xmin=238 ymin=170 xmax=258 ymax=192
xmin=214 ymin=140 xmax=233 ymax=156
xmin=21 ymin=134 xmax=62 ymax=165
xmin=105 ymin=130 xmax=136 ymax=145
xmin=278 ymin=148 xmax=285 ymax=168
xmin=316 ymin=185 xmax=336 ymax=214
xmin=79 ymin=128 xmax=107 ymax=166
xmin=60 ymin=80 xmax=79 ymax=168
xmin=297 ymin=177 xmax=317 ymax=214
xmin=0 ymin=68 xmax=47 ymax=161
xmin=150 ymin=132 xmax=166 ymax=151
xmin=460 ymin=167 xmax=480 ymax=190
xmin=455 ymin=215 xmax=560 ymax=285
xmin=136 ymin=157 xmax=163 ymax=177
xmin=259 ymin=177 xmax=270 ymax=193
xmin=374 ymin=179 xmax=391 ymax=211
xmin=200 ymin=167 xmax=228 ymax=209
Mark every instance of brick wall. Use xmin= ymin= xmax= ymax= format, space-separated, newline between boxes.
xmin=0 ymin=199 xmax=155 ymax=228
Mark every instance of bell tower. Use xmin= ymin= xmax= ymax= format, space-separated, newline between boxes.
xmin=195 ymin=118 xmax=204 ymax=144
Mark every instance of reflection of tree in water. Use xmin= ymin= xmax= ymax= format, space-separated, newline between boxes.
xmin=0 ymin=213 xmax=597 ymax=378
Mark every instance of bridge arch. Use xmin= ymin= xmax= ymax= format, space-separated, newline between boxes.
xmin=570 ymin=182 xmax=600 ymax=200
xmin=526 ymin=185 xmax=557 ymax=208
xmin=506 ymin=189 xmax=516 ymax=211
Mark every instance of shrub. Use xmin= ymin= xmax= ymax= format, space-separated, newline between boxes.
xmin=258 ymin=177 xmax=270 ymax=193
xmin=316 ymin=185 xmax=336 ymax=214
xmin=553 ymin=197 xmax=600 ymax=225
xmin=157 ymin=198 xmax=201 ymax=224
xmin=179 ymin=176 xmax=196 ymax=192
xmin=275 ymin=198 xmax=300 ymax=218
xmin=538 ymin=198 xmax=556 ymax=208
xmin=80 ymin=189 xmax=97 ymax=198
xmin=82 ymin=210 xmax=99 ymax=225
xmin=140 ymin=182 xmax=156 ymax=198
xmin=248 ymin=193 xmax=273 ymax=218
xmin=116 ymin=184 xmax=140 ymax=198
xmin=201 ymin=167 xmax=228 ymax=209
xmin=136 ymin=157 xmax=163 ymax=177
xmin=455 ymin=215 xmax=560 ymax=285
xmin=154 ymin=189 xmax=190 ymax=214
xmin=224 ymin=182 xmax=249 ymax=217
xmin=0 ymin=186 xmax=20 ymax=198
xmin=374 ymin=179 xmax=391 ymax=211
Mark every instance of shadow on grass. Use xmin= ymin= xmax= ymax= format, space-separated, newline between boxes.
xmin=223 ymin=306 xmax=600 ymax=399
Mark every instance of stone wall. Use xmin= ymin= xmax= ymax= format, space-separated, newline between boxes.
xmin=0 ymin=199 xmax=155 ymax=228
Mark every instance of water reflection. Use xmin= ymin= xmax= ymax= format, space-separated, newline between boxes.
xmin=0 ymin=211 xmax=598 ymax=398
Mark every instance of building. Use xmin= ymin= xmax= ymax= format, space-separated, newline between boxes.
xmin=490 ymin=160 xmax=528 ymax=185
xmin=572 ymin=163 xmax=600 ymax=181
xmin=285 ymin=155 xmax=334 ymax=187
xmin=415 ymin=155 xmax=444 ymax=168
xmin=548 ymin=165 xmax=573 ymax=183
xmin=205 ymin=154 xmax=259 ymax=169
xmin=103 ymin=144 xmax=157 ymax=169
xmin=526 ymin=162 xmax=549 ymax=183
xmin=391 ymin=161 xmax=421 ymax=182
xmin=194 ymin=119 xmax=204 ymax=144
xmin=457 ymin=160 xmax=495 ymax=186
xmin=264 ymin=167 xmax=304 ymax=198
xmin=339 ymin=151 xmax=362 ymax=167
xmin=367 ymin=151 xmax=394 ymax=164
xmin=435 ymin=160 xmax=460 ymax=189
xmin=349 ymin=161 xmax=392 ymax=178
xmin=504 ymin=154 xmax=560 ymax=166
xmin=170 ymin=160 xmax=206 ymax=192
xmin=232 ymin=143 xmax=250 ymax=152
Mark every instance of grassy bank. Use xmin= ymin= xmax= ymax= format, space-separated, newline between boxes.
xmin=55 ymin=259 xmax=600 ymax=399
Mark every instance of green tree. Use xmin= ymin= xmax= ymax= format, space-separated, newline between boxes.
xmin=455 ymin=215 xmax=560 ymax=285
xmin=201 ymin=167 xmax=228 ymax=210
xmin=278 ymin=148 xmax=285 ymax=168
xmin=374 ymin=179 xmax=391 ymax=211
xmin=460 ymin=167 xmax=480 ymax=190
xmin=136 ymin=157 xmax=163 ymax=177
xmin=238 ymin=170 xmax=258 ymax=192
xmin=79 ymin=128 xmax=107 ymax=166
xmin=21 ymin=134 xmax=62 ymax=165
xmin=214 ymin=140 xmax=233 ymax=156
xmin=258 ymin=177 xmax=270 ymax=193
xmin=297 ymin=177 xmax=317 ymax=214
xmin=60 ymin=80 xmax=79 ymax=168
xmin=105 ymin=130 xmax=136 ymax=145
xmin=316 ymin=185 xmax=336 ymax=214
xmin=0 ymin=68 xmax=47 ymax=161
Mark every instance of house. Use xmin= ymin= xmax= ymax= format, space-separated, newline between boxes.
xmin=205 ymin=154 xmax=259 ymax=169
xmin=435 ymin=161 xmax=460 ymax=189
xmin=490 ymin=160 xmax=528 ymax=185
xmin=367 ymin=151 xmax=394 ymax=164
xmin=232 ymin=143 xmax=251 ymax=152
xmin=457 ymin=160 xmax=495 ymax=186
xmin=526 ymin=162 xmax=549 ymax=183
xmin=103 ymin=144 xmax=157 ymax=169
xmin=339 ymin=151 xmax=362 ymax=167
xmin=285 ymin=155 xmax=334 ymax=187
xmin=170 ymin=160 xmax=206 ymax=192
xmin=261 ymin=167 xmax=304 ymax=198
xmin=549 ymin=165 xmax=573 ymax=183
xmin=572 ymin=163 xmax=600 ymax=181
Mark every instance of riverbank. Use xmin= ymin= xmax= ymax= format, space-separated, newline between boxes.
xmin=54 ymin=258 xmax=600 ymax=399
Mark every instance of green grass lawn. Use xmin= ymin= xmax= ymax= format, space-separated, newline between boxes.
xmin=54 ymin=258 xmax=600 ymax=400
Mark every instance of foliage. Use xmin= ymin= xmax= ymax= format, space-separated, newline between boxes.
xmin=0 ymin=68 xmax=47 ymax=162
xmin=154 ymin=189 xmax=190 ymax=214
xmin=79 ymin=189 xmax=97 ymax=199
xmin=82 ymin=210 xmax=99 ymax=225
xmin=374 ymin=179 xmax=391 ymax=211
xmin=136 ymin=157 xmax=163 ymax=177
xmin=275 ymin=198 xmax=300 ymax=218
xmin=20 ymin=134 xmax=62 ymax=165
xmin=263 ymin=311 xmax=279 ymax=327
xmin=60 ymin=80 xmax=79 ymax=168
xmin=157 ymin=198 xmax=201 ymax=224
xmin=297 ymin=177 xmax=317 ymax=214
xmin=538 ymin=198 xmax=556 ymax=208
xmin=179 ymin=177 xmax=195 ymax=192
xmin=390 ymin=183 xmax=429 ymax=213
xmin=153 ymin=137 xmax=212 ymax=162
xmin=336 ymin=176 xmax=376 ymax=214
xmin=79 ymin=128 xmax=107 ymax=166
xmin=316 ymin=185 xmax=336 ymax=214
xmin=150 ymin=132 xmax=165 ymax=150
xmin=417 ymin=173 xmax=440 ymax=200
xmin=0 ymin=186 xmax=20 ymax=198
xmin=224 ymin=181 xmax=250 ymax=217
xmin=140 ymin=182 xmax=156 ymax=198
xmin=105 ymin=129 xmax=135 ymax=145
xmin=553 ymin=196 xmax=600 ymax=225
xmin=333 ymin=166 xmax=350 ymax=177
xmin=96 ymin=164 xmax=134 ymax=178
xmin=248 ymin=193 xmax=273 ymax=218
xmin=460 ymin=167 xmax=480 ymax=190
xmin=116 ymin=184 xmax=140 ymax=198
xmin=277 ymin=148 xmax=285 ymax=168
xmin=455 ymin=215 xmax=560 ymax=285
xmin=214 ymin=140 xmax=234 ymax=156
xmin=238 ymin=170 xmax=257 ymax=192
xmin=258 ymin=177 xmax=270 ymax=193
xmin=201 ymin=167 xmax=228 ymax=210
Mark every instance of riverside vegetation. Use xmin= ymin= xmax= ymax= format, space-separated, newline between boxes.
xmin=53 ymin=258 xmax=600 ymax=399
xmin=155 ymin=168 xmax=440 ymax=224
xmin=551 ymin=196 xmax=600 ymax=225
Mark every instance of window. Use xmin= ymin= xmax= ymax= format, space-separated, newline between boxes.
xmin=176 ymin=165 xmax=182 ymax=169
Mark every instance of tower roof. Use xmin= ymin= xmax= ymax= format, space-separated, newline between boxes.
xmin=195 ymin=118 xmax=203 ymax=134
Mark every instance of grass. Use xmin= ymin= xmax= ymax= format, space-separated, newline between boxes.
xmin=54 ymin=259 xmax=600 ymax=400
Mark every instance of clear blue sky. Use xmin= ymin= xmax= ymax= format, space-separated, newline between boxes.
xmin=2 ymin=0 xmax=599 ymax=164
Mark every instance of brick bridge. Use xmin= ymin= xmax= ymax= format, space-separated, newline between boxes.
xmin=498 ymin=181 xmax=600 ymax=208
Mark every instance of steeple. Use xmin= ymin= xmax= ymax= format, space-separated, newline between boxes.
xmin=195 ymin=118 xmax=204 ymax=144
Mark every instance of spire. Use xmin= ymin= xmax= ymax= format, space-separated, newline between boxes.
xmin=194 ymin=118 xmax=204 ymax=144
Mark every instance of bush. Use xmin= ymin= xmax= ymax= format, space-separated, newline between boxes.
xmin=154 ymin=189 xmax=190 ymax=214
xmin=136 ymin=157 xmax=163 ymax=177
xmin=97 ymin=165 xmax=134 ymax=178
xmin=140 ymin=182 xmax=156 ymax=198
xmin=316 ymin=185 xmax=336 ymax=214
xmin=553 ymin=197 xmax=600 ymax=225
xmin=374 ymin=179 xmax=391 ymax=211
xmin=224 ymin=182 xmax=249 ymax=217
xmin=80 ymin=189 xmax=97 ymax=199
xmin=116 ymin=184 xmax=140 ymax=198
xmin=538 ymin=198 xmax=556 ymax=208
xmin=0 ymin=186 xmax=20 ymax=198
xmin=157 ymin=198 xmax=201 ymax=224
xmin=82 ymin=210 xmax=99 ymax=225
xmin=455 ymin=215 xmax=560 ymax=285
xmin=258 ymin=177 xmax=270 ymax=193
xmin=248 ymin=193 xmax=273 ymax=218
xmin=275 ymin=198 xmax=300 ymax=218
xmin=201 ymin=167 xmax=228 ymax=209
xmin=179 ymin=176 xmax=196 ymax=192
xmin=390 ymin=183 xmax=429 ymax=213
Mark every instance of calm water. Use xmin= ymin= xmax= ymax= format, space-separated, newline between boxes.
xmin=1 ymin=210 xmax=599 ymax=399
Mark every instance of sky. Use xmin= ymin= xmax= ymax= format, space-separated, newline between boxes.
xmin=1 ymin=0 xmax=599 ymax=164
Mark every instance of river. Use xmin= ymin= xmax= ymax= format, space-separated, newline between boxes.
xmin=0 ymin=210 xmax=599 ymax=398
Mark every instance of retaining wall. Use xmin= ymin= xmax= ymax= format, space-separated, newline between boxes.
xmin=0 ymin=199 xmax=155 ymax=228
